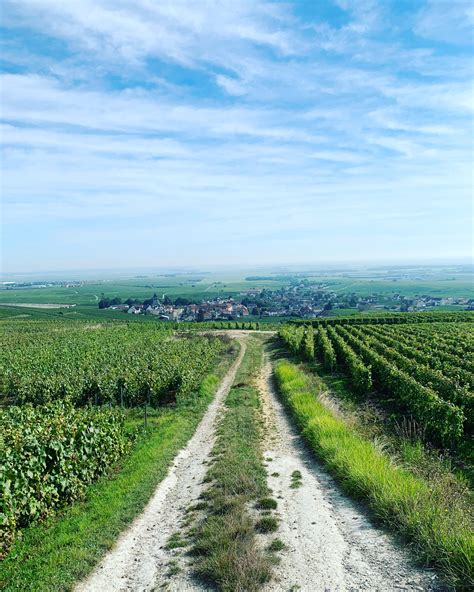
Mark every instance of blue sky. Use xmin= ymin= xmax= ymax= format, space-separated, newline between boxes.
xmin=1 ymin=0 xmax=473 ymax=273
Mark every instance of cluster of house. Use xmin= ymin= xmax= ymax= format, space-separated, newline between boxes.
xmin=392 ymin=295 xmax=472 ymax=311
xmin=104 ymin=288 xmax=473 ymax=321
xmin=110 ymin=297 xmax=250 ymax=321
xmin=238 ymin=285 xmax=474 ymax=316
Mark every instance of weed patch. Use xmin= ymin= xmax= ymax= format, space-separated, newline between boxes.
xmin=268 ymin=538 xmax=286 ymax=552
xmin=256 ymin=498 xmax=278 ymax=510
xmin=255 ymin=517 xmax=279 ymax=534
xmin=166 ymin=532 xmax=188 ymax=549
xmin=290 ymin=470 xmax=303 ymax=489
xmin=187 ymin=501 xmax=208 ymax=512
xmin=167 ymin=560 xmax=181 ymax=576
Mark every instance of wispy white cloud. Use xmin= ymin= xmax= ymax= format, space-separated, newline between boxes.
xmin=1 ymin=0 xmax=472 ymax=271
xmin=415 ymin=0 xmax=474 ymax=44
xmin=2 ymin=0 xmax=298 ymax=70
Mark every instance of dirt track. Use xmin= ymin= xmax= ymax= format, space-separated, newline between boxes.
xmin=76 ymin=334 xmax=443 ymax=591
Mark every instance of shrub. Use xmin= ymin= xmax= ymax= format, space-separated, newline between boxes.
xmin=0 ymin=401 xmax=130 ymax=557
xmin=302 ymin=327 xmax=315 ymax=361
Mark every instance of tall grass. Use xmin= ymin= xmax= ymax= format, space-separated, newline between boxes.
xmin=275 ymin=360 xmax=474 ymax=590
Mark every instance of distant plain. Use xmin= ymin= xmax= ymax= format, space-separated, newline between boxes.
xmin=0 ymin=264 xmax=472 ymax=322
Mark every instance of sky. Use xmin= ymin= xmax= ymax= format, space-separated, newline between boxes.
xmin=0 ymin=0 xmax=473 ymax=273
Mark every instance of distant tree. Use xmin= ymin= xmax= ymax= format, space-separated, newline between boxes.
xmin=98 ymin=298 xmax=110 ymax=309
xmin=163 ymin=295 xmax=172 ymax=305
xmin=175 ymin=297 xmax=191 ymax=306
xmin=348 ymin=294 xmax=358 ymax=307
xmin=124 ymin=298 xmax=141 ymax=306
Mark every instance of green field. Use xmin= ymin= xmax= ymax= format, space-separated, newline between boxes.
xmin=1 ymin=266 xmax=472 ymax=308
xmin=321 ymin=277 xmax=474 ymax=297
xmin=0 ymin=274 xmax=290 ymax=306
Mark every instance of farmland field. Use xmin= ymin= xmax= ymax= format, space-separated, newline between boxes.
xmin=3 ymin=0 xmax=473 ymax=589
xmin=1 ymin=265 xmax=472 ymax=324
xmin=280 ymin=317 xmax=473 ymax=449
xmin=0 ymin=321 xmax=223 ymax=407
xmin=278 ymin=314 xmax=474 ymax=587
xmin=0 ymin=273 xmax=290 ymax=306
xmin=1 ymin=315 xmax=473 ymax=590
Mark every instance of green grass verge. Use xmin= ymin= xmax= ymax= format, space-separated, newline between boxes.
xmin=0 ymin=349 xmax=238 ymax=592
xmin=192 ymin=336 xmax=276 ymax=591
xmin=274 ymin=360 xmax=474 ymax=590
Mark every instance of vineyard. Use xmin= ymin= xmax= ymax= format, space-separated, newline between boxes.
xmin=289 ymin=310 xmax=474 ymax=326
xmin=1 ymin=315 xmax=473 ymax=589
xmin=0 ymin=321 xmax=224 ymax=407
xmin=279 ymin=318 xmax=474 ymax=448
xmin=0 ymin=321 xmax=225 ymax=558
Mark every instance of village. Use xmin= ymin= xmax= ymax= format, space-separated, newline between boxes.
xmin=102 ymin=293 xmax=251 ymax=321
xmin=99 ymin=282 xmax=473 ymax=321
